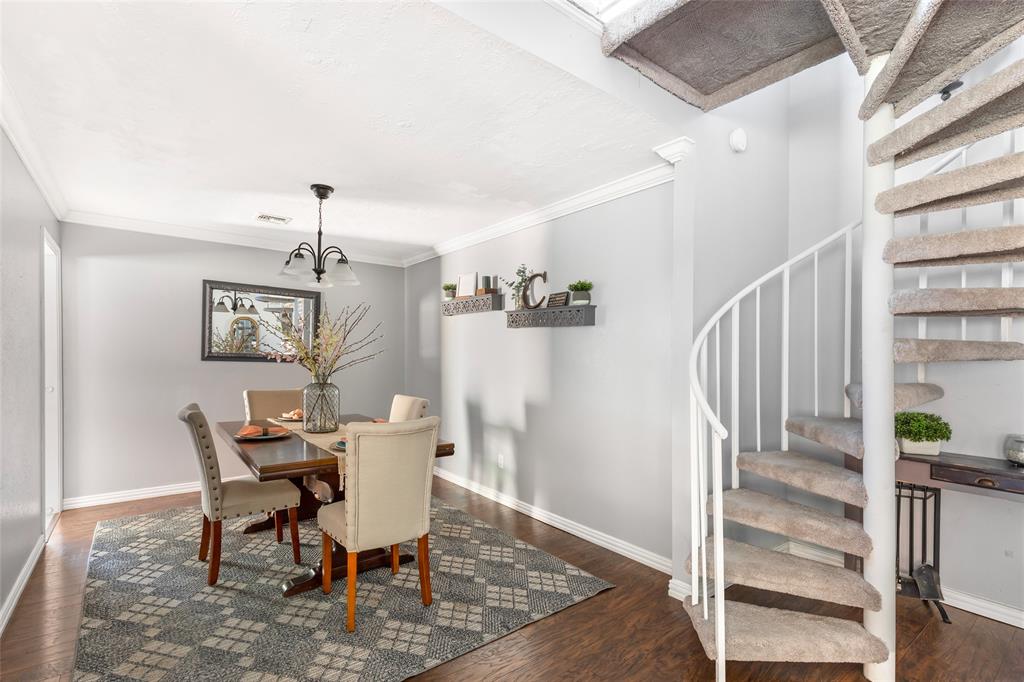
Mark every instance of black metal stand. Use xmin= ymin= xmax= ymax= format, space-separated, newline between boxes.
xmin=896 ymin=482 xmax=951 ymax=624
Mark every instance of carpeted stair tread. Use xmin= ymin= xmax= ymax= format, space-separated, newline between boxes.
xmin=686 ymin=537 xmax=881 ymax=611
xmin=890 ymin=287 xmax=1024 ymax=317
xmin=869 ymin=59 xmax=1024 ymax=166
xmin=858 ymin=0 xmax=944 ymax=121
xmin=880 ymin=3 xmax=1024 ymax=118
xmin=737 ymin=451 xmax=867 ymax=507
xmin=845 ymin=382 xmax=944 ymax=411
xmin=884 ymin=225 xmax=1024 ymax=268
xmin=682 ymin=598 xmax=889 ymax=663
xmin=785 ymin=416 xmax=864 ymax=458
xmin=875 ymin=152 xmax=1024 ymax=216
xmin=714 ymin=489 xmax=873 ymax=557
xmin=894 ymin=337 xmax=1024 ymax=363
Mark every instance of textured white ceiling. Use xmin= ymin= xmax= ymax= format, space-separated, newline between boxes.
xmin=2 ymin=1 xmax=674 ymax=263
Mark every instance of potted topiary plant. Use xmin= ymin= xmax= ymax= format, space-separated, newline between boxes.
xmin=895 ymin=412 xmax=952 ymax=456
xmin=442 ymin=282 xmax=457 ymax=300
xmin=567 ymin=280 xmax=593 ymax=306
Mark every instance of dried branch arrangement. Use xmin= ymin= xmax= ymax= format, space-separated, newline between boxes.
xmin=262 ymin=303 xmax=384 ymax=383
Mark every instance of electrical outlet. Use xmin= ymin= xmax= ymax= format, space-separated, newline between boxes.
xmin=1005 ymin=549 xmax=1015 ymax=559
xmin=497 ymin=453 xmax=505 ymax=469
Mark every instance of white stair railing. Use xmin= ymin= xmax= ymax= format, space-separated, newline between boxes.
xmin=686 ymin=144 xmax=971 ymax=679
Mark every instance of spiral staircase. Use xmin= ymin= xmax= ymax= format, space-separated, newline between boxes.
xmin=599 ymin=1 xmax=1024 ymax=679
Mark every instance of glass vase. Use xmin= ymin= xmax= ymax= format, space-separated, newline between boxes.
xmin=303 ymin=381 xmax=340 ymax=433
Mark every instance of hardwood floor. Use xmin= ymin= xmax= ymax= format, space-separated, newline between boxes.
xmin=1 ymin=477 xmax=1020 ymax=681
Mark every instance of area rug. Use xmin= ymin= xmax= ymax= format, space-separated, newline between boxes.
xmin=72 ymin=498 xmax=613 ymax=681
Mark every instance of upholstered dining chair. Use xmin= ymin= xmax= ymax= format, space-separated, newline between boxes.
xmin=243 ymin=388 xmax=302 ymax=420
xmin=318 ymin=416 xmax=441 ymax=632
xmin=387 ymin=394 xmax=430 ymax=422
xmin=177 ymin=403 xmax=303 ymax=585
xmin=242 ymin=388 xmax=304 ymax=543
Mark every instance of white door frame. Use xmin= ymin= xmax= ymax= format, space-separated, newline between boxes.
xmin=41 ymin=226 xmax=63 ymax=539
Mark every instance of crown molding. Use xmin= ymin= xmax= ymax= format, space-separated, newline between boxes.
xmin=403 ymin=162 xmax=674 ymax=267
xmin=1 ymin=69 xmax=68 ymax=218
xmin=653 ymin=136 xmax=696 ymax=164
xmin=63 ymin=210 xmax=405 ymax=268
xmin=541 ymin=0 xmax=603 ymax=35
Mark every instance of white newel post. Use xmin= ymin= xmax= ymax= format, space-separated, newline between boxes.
xmin=861 ymin=55 xmax=897 ymax=682
xmin=655 ymin=136 xmax=697 ymax=602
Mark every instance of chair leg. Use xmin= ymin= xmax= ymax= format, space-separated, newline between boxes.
xmin=274 ymin=510 xmax=284 ymax=543
xmin=288 ymin=508 xmax=301 ymax=564
xmin=391 ymin=544 xmax=400 ymax=574
xmin=207 ymin=520 xmax=222 ymax=586
xmin=322 ymin=532 xmax=332 ymax=594
xmin=417 ymin=534 xmax=432 ymax=606
xmin=198 ymin=515 xmax=211 ymax=561
xmin=347 ymin=550 xmax=358 ymax=632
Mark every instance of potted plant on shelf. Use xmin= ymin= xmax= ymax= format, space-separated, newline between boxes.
xmin=567 ymin=280 xmax=593 ymax=306
xmin=262 ymin=304 xmax=384 ymax=433
xmin=442 ymin=282 xmax=457 ymax=300
xmin=501 ymin=264 xmax=533 ymax=310
xmin=895 ymin=412 xmax=952 ymax=456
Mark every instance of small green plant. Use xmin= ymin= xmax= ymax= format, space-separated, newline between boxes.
xmin=567 ymin=280 xmax=593 ymax=292
xmin=895 ymin=412 xmax=952 ymax=443
xmin=442 ymin=282 xmax=457 ymax=292
xmin=500 ymin=264 xmax=533 ymax=299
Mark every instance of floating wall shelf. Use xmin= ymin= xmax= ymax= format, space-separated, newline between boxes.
xmin=506 ymin=305 xmax=596 ymax=328
xmin=441 ymin=293 xmax=504 ymax=316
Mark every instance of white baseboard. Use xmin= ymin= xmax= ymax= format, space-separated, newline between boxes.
xmin=432 ymin=466 xmax=672 ymax=574
xmin=785 ymin=539 xmax=845 ymax=566
xmin=0 ymin=534 xmax=45 ymax=635
xmin=63 ymin=475 xmax=251 ymax=510
xmin=942 ymin=587 xmax=1024 ymax=629
xmin=668 ymin=577 xmax=692 ymax=602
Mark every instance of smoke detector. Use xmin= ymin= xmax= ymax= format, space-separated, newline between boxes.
xmin=255 ymin=213 xmax=292 ymax=225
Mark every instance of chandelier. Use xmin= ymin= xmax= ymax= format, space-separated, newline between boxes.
xmin=212 ymin=291 xmax=258 ymax=315
xmin=279 ymin=184 xmax=358 ymax=288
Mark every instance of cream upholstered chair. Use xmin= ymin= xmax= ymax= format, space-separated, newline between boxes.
xmin=318 ymin=416 xmax=441 ymax=631
xmin=178 ymin=403 xmax=303 ymax=585
xmin=242 ymin=389 xmax=304 ymax=541
xmin=387 ymin=394 xmax=429 ymax=422
xmin=243 ymin=389 xmax=303 ymax=420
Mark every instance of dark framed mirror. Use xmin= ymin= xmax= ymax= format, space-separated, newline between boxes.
xmin=201 ymin=280 xmax=321 ymax=362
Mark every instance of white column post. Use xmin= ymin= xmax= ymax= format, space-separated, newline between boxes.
xmin=656 ymin=136 xmax=698 ymax=601
xmin=861 ymin=55 xmax=897 ymax=682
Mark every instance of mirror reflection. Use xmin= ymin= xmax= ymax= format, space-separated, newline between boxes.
xmin=202 ymin=280 xmax=320 ymax=361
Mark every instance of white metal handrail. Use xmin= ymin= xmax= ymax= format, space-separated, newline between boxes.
xmin=685 ymin=143 xmax=972 ymax=678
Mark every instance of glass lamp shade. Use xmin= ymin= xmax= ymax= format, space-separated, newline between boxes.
xmin=307 ymin=274 xmax=334 ymax=289
xmin=246 ymin=304 xmax=259 ymax=315
xmin=280 ymin=252 xmax=306 ymax=279
xmin=213 ymin=301 xmax=230 ymax=313
xmin=329 ymin=258 xmax=359 ymax=286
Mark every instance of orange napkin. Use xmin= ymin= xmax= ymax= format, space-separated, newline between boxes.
xmin=237 ymin=425 xmax=263 ymax=438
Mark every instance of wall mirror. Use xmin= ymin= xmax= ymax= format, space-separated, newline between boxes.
xmin=202 ymin=280 xmax=320 ymax=362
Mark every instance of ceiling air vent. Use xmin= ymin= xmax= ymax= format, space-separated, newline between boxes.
xmin=256 ymin=213 xmax=292 ymax=225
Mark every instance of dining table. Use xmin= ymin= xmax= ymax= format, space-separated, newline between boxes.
xmin=216 ymin=413 xmax=455 ymax=597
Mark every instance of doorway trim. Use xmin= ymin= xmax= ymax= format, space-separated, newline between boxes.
xmin=41 ymin=226 xmax=63 ymax=540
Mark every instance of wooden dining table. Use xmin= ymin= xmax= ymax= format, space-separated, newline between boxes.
xmin=216 ymin=414 xmax=454 ymax=597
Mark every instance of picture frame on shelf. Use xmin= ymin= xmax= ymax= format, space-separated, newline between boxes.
xmin=547 ymin=291 xmax=570 ymax=307
xmin=456 ymin=272 xmax=478 ymax=297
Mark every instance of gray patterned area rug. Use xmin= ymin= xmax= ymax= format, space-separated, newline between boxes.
xmin=72 ymin=498 xmax=612 ymax=681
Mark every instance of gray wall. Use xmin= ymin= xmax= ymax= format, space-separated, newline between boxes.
xmin=60 ymin=224 xmax=406 ymax=500
xmin=406 ymin=184 xmax=675 ymax=559
xmin=0 ymin=130 xmax=60 ymax=608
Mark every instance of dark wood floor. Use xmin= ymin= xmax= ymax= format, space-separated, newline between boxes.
xmin=1 ymin=477 xmax=1020 ymax=681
